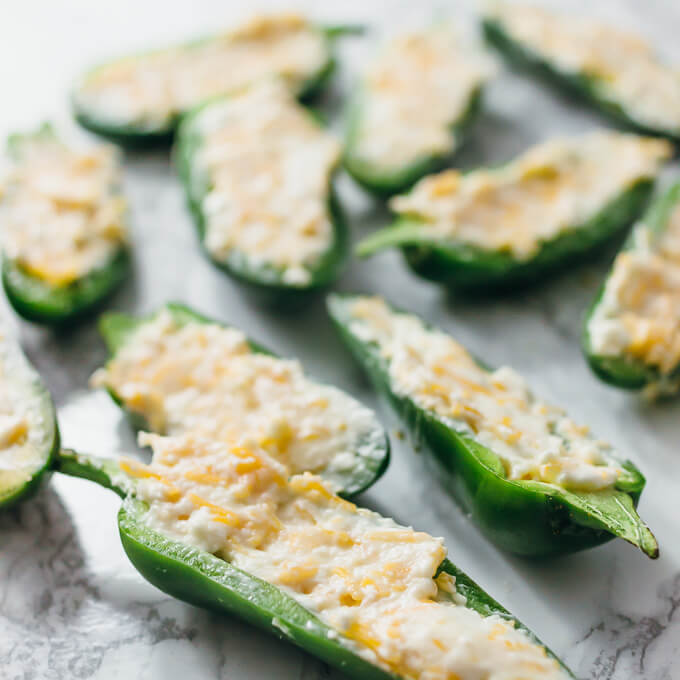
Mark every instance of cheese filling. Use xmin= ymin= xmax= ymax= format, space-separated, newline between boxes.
xmin=129 ymin=431 xmax=568 ymax=680
xmin=0 ymin=133 xmax=127 ymax=287
xmin=350 ymin=27 xmax=493 ymax=170
xmin=487 ymin=2 xmax=680 ymax=133
xmin=75 ymin=13 xmax=329 ymax=129
xmin=346 ymin=296 xmax=623 ymax=492
xmin=91 ymin=310 xmax=382 ymax=485
xmin=587 ymin=204 xmax=680 ymax=376
xmin=192 ymin=80 xmax=341 ymax=285
xmin=0 ymin=331 xmax=48 ymax=489
xmin=390 ymin=131 xmax=671 ymax=259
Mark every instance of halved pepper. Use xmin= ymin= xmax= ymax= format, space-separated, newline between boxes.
xmin=357 ymin=132 xmax=671 ymax=291
xmin=343 ymin=27 xmax=491 ymax=197
xmin=1 ymin=125 xmax=130 ymax=325
xmin=482 ymin=4 xmax=680 ymax=141
xmin=0 ymin=330 xmax=59 ymax=508
xmin=583 ymin=182 xmax=680 ymax=395
xmin=71 ymin=17 xmax=356 ymax=148
xmin=95 ymin=302 xmax=389 ymax=497
xmin=55 ymin=447 xmax=575 ymax=679
xmin=174 ymin=82 xmax=347 ymax=303
xmin=327 ymin=293 xmax=658 ymax=558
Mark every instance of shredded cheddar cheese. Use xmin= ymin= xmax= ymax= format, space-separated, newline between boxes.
xmin=351 ymin=26 xmax=493 ymax=170
xmin=191 ymin=79 xmax=340 ymax=284
xmin=133 ymin=431 xmax=569 ymax=679
xmin=390 ymin=131 xmax=670 ymax=259
xmin=91 ymin=310 xmax=382 ymax=487
xmin=74 ymin=13 xmax=329 ymax=129
xmin=347 ymin=296 xmax=624 ymax=492
xmin=487 ymin=2 xmax=680 ymax=134
xmin=0 ymin=133 xmax=127 ymax=287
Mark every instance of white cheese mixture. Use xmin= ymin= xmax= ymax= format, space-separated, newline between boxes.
xmin=75 ymin=13 xmax=329 ymax=130
xmin=91 ymin=310 xmax=381 ymax=484
xmin=587 ymin=203 xmax=680 ymax=378
xmin=347 ymin=296 xmax=623 ymax=491
xmin=0 ymin=330 xmax=48 ymax=490
xmin=193 ymin=80 xmax=340 ymax=284
xmin=129 ymin=431 xmax=568 ymax=680
xmin=350 ymin=27 xmax=493 ymax=170
xmin=0 ymin=133 xmax=127 ymax=287
xmin=486 ymin=2 xmax=680 ymax=133
xmin=390 ymin=131 xmax=671 ymax=259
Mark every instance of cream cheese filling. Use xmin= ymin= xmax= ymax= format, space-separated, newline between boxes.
xmin=487 ymin=2 xmax=680 ymax=133
xmin=0 ymin=134 xmax=126 ymax=287
xmin=0 ymin=330 xmax=48 ymax=489
xmin=390 ymin=131 xmax=671 ymax=260
xmin=351 ymin=27 xmax=493 ymax=170
xmin=128 ymin=431 xmax=568 ymax=680
xmin=347 ymin=296 xmax=624 ymax=492
xmin=75 ymin=13 xmax=329 ymax=129
xmin=588 ymin=204 xmax=680 ymax=376
xmin=193 ymin=80 xmax=340 ymax=285
xmin=91 ymin=310 xmax=381 ymax=484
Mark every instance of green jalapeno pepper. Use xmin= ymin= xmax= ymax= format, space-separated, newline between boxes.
xmin=356 ymin=132 xmax=670 ymax=292
xmin=583 ymin=182 xmax=680 ymax=395
xmin=327 ymin=293 xmax=658 ymax=558
xmin=0 ymin=332 xmax=59 ymax=508
xmin=1 ymin=125 xmax=130 ymax=325
xmin=481 ymin=10 xmax=680 ymax=142
xmin=96 ymin=302 xmax=389 ymax=497
xmin=72 ymin=23 xmax=356 ymax=148
xmin=174 ymin=90 xmax=347 ymax=304
xmin=55 ymin=447 xmax=575 ymax=679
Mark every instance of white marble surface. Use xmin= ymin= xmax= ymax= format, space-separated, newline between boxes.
xmin=2 ymin=1 xmax=680 ymax=679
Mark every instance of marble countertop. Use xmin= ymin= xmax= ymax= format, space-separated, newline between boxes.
xmin=2 ymin=1 xmax=680 ymax=678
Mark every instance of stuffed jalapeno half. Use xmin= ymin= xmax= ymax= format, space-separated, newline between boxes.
xmin=1 ymin=125 xmax=129 ymax=325
xmin=56 ymin=436 xmax=574 ymax=680
xmin=72 ymin=13 xmax=342 ymax=147
xmin=584 ymin=182 xmax=680 ymax=397
xmin=328 ymin=294 xmax=657 ymax=558
xmin=357 ymin=131 xmax=671 ymax=291
xmin=0 ymin=325 xmax=59 ymax=508
xmin=91 ymin=302 xmax=388 ymax=497
xmin=482 ymin=2 xmax=680 ymax=141
xmin=175 ymin=79 xmax=346 ymax=300
xmin=344 ymin=25 xmax=493 ymax=197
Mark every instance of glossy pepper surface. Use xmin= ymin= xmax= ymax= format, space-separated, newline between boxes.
xmin=327 ymin=293 xmax=658 ymax=558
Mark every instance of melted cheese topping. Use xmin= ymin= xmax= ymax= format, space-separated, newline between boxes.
xmin=487 ymin=2 xmax=680 ymax=133
xmin=132 ymin=432 xmax=568 ymax=680
xmin=0 ymin=331 xmax=48 ymax=490
xmin=588 ymin=204 xmax=680 ymax=378
xmin=75 ymin=13 xmax=329 ymax=130
xmin=350 ymin=27 xmax=493 ymax=170
xmin=347 ymin=296 xmax=623 ymax=491
xmin=0 ymin=134 xmax=126 ymax=287
xmin=91 ymin=310 xmax=381 ymax=485
xmin=192 ymin=80 xmax=341 ymax=285
xmin=390 ymin=131 xmax=671 ymax=259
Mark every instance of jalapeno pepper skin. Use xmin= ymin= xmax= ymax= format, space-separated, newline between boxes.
xmin=343 ymin=88 xmax=483 ymax=199
xmin=72 ymin=26 xmax=348 ymax=148
xmin=55 ymin=449 xmax=574 ymax=679
xmin=356 ymin=179 xmax=654 ymax=292
xmin=583 ymin=182 xmax=680 ymax=391
xmin=97 ymin=302 xmax=389 ymax=498
xmin=482 ymin=18 xmax=680 ymax=143
xmin=0 ymin=340 xmax=59 ymax=509
xmin=174 ymin=99 xmax=347 ymax=307
xmin=327 ymin=293 xmax=658 ymax=558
